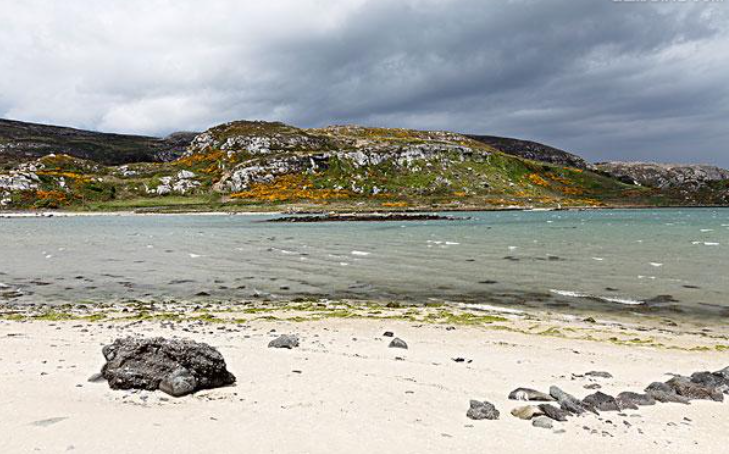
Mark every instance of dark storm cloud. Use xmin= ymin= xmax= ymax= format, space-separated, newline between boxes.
xmin=0 ymin=0 xmax=727 ymax=165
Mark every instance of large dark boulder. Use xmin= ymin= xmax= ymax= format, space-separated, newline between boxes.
xmin=101 ymin=337 xmax=236 ymax=397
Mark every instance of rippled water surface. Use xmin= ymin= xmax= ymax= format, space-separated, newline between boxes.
xmin=1 ymin=209 xmax=728 ymax=316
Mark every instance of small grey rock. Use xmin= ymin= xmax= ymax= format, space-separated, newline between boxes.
xmin=389 ymin=338 xmax=408 ymax=349
xmin=532 ymin=416 xmax=554 ymax=429
xmin=466 ymin=400 xmax=500 ymax=420
xmin=585 ymin=371 xmax=613 ymax=379
xmin=268 ymin=334 xmax=299 ymax=349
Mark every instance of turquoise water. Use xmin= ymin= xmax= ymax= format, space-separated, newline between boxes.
xmin=1 ymin=209 xmax=728 ymax=317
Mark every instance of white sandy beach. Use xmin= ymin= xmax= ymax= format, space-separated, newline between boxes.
xmin=1 ymin=314 xmax=728 ymax=454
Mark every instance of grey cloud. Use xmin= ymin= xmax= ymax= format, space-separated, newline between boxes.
xmin=0 ymin=0 xmax=727 ymax=165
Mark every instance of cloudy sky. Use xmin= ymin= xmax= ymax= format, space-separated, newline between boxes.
xmin=1 ymin=0 xmax=727 ymax=165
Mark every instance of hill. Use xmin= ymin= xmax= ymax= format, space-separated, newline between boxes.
xmin=0 ymin=118 xmax=194 ymax=167
xmin=467 ymin=135 xmax=589 ymax=170
xmin=1 ymin=119 xmax=726 ymax=211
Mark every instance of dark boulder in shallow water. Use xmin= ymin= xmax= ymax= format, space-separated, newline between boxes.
xmin=101 ymin=337 xmax=236 ymax=397
xmin=466 ymin=400 xmax=500 ymax=420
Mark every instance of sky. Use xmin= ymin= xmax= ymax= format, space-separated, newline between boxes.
xmin=0 ymin=0 xmax=727 ymax=166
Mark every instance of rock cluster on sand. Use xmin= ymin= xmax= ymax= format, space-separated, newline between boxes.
xmin=508 ymin=365 xmax=729 ymax=429
xmin=467 ymin=400 xmax=500 ymax=420
xmin=100 ymin=337 xmax=236 ymax=397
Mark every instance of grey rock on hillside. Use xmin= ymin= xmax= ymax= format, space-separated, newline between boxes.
xmin=596 ymin=161 xmax=729 ymax=188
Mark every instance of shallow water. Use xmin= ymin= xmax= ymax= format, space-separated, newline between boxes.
xmin=1 ymin=209 xmax=728 ymax=317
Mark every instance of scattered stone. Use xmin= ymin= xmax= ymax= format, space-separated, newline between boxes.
xmin=538 ymin=404 xmax=570 ymax=422
xmin=584 ymin=383 xmax=601 ymax=390
xmin=532 ymin=416 xmax=554 ymax=429
xmin=389 ymin=338 xmax=408 ymax=349
xmin=31 ymin=417 xmax=69 ymax=427
xmin=508 ymin=388 xmax=555 ymax=402
xmin=466 ymin=400 xmax=500 ymax=420
xmin=100 ymin=337 xmax=235 ymax=398
xmin=268 ymin=334 xmax=300 ymax=349
xmin=585 ymin=371 xmax=613 ymax=379
xmin=382 ymin=331 xmax=394 ymax=337
xmin=511 ymin=405 xmax=544 ymax=420
xmin=582 ymin=392 xmax=620 ymax=412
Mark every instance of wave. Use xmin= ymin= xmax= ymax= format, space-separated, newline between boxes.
xmin=550 ymin=289 xmax=645 ymax=306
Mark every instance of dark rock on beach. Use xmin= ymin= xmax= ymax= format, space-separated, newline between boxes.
xmin=691 ymin=371 xmax=729 ymax=394
xmin=582 ymin=392 xmax=620 ymax=412
xmin=100 ymin=337 xmax=236 ymax=397
xmin=538 ymin=404 xmax=570 ymax=422
xmin=616 ymin=391 xmax=656 ymax=409
xmin=388 ymin=338 xmax=408 ymax=349
xmin=666 ymin=376 xmax=724 ymax=402
xmin=466 ymin=400 xmax=500 ymax=420
xmin=268 ymin=334 xmax=300 ymax=349
xmin=550 ymin=386 xmax=596 ymax=415
xmin=508 ymin=388 xmax=555 ymax=402
xmin=645 ymin=382 xmax=690 ymax=404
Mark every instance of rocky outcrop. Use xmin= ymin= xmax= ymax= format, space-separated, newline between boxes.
xmin=596 ymin=161 xmax=729 ymax=188
xmin=100 ymin=337 xmax=236 ymax=397
xmin=147 ymin=170 xmax=200 ymax=195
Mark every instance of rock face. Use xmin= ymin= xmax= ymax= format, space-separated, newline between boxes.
xmin=466 ymin=400 xmax=500 ymax=420
xmin=596 ymin=161 xmax=729 ymax=188
xmin=268 ymin=334 xmax=300 ymax=349
xmin=100 ymin=337 xmax=236 ymax=397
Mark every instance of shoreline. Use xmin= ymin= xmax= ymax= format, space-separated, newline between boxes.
xmin=1 ymin=204 xmax=728 ymax=218
xmin=1 ymin=299 xmax=728 ymax=453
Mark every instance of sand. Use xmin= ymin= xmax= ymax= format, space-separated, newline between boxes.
xmin=1 ymin=310 xmax=728 ymax=454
